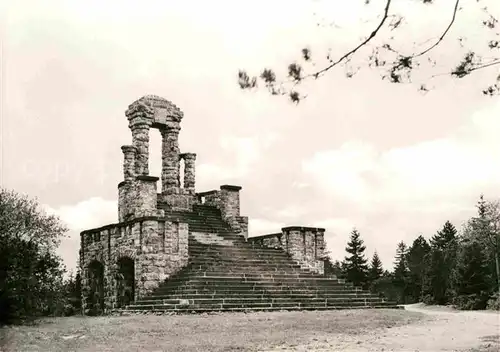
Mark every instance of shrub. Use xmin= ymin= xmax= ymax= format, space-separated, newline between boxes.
xmin=486 ymin=292 xmax=500 ymax=310
xmin=452 ymin=292 xmax=489 ymax=310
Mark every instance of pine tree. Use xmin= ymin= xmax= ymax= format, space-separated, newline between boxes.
xmin=393 ymin=241 xmax=408 ymax=279
xmin=393 ymin=241 xmax=410 ymax=303
xmin=368 ymin=251 xmax=384 ymax=283
xmin=407 ymin=235 xmax=431 ymax=302
xmin=431 ymin=220 xmax=457 ymax=250
xmin=342 ymin=228 xmax=369 ymax=288
xmin=451 ymin=240 xmax=491 ymax=309
xmin=424 ymin=221 xmax=459 ymax=304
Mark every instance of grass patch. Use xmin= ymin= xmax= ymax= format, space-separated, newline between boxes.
xmin=1 ymin=309 xmax=424 ymax=352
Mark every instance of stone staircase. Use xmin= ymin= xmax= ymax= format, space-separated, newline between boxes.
xmin=123 ymin=205 xmax=402 ymax=313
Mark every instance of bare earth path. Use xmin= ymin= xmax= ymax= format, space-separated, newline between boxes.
xmin=266 ymin=304 xmax=500 ymax=352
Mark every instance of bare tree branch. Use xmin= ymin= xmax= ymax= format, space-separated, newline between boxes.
xmin=411 ymin=0 xmax=461 ymax=59
xmin=305 ymin=0 xmax=393 ymax=80
xmin=238 ymin=0 xmax=500 ymax=102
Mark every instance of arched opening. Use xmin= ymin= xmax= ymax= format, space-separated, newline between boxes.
xmin=150 ymin=129 xmax=162 ymax=191
xmin=116 ymin=257 xmax=135 ymax=308
xmin=179 ymin=157 xmax=185 ymax=188
xmin=87 ymin=260 xmax=105 ymax=315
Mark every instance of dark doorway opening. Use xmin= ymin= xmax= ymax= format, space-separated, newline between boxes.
xmin=116 ymin=257 xmax=135 ymax=308
xmin=87 ymin=260 xmax=105 ymax=315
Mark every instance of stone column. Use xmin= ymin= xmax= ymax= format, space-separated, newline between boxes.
xmin=130 ymin=122 xmax=151 ymax=176
xmin=181 ymin=153 xmax=196 ymax=191
xmin=121 ymin=145 xmax=137 ymax=181
xmin=161 ymin=126 xmax=181 ymax=192
xmin=125 ymin=100 xmax=153 ymax=176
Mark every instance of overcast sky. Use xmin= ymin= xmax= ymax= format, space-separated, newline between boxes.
xmin=2 ymin=0 xmax=499 ymax=274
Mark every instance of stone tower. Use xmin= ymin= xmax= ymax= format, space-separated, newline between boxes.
xmin=119 ymin=95 xmax=196 ymax=222
xmin=80 ymin=95 xmax=249 ymax=314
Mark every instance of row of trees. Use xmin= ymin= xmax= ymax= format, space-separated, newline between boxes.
xmin=0 ymin=188 xmax=81 ymax=325
xmin=326 ymin=195 xmax=500 ymax=309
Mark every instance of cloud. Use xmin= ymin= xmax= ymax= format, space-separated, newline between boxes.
xmin=45 ymin=197 xmax=117 ymax=231
xmin=301 ymin=101 xmax=500 ymax=209
xmin=45 ymin=197 xmax=117 ymax=274
xmin=197 ymin=133 xmax=280 ymax=186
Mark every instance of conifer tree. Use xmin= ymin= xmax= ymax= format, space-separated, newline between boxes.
xmin=368 ymin=251 xmax=384 ymax=284
xmin=342 ymin=228 xmax=369 ymax=288
xmin=407 ymin=235 xmax=431 ymax=302
xmin=393 ymin=241 xmax=409 ymax=303
xmin=466 ymin=194 xmax=500 ymax=297
xmin=431 ymin=220 xmax=457 ymax=250
xmin=451 ymin=240 xmax=491 ymax=309
xmin=424 ymin=221 xmax=458 ymax=304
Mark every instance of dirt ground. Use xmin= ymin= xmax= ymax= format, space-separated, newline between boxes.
xmin=0 ymin=305 xmax=498 ymax=351
xmin=266 ymin=304 xmax=500 ymax=352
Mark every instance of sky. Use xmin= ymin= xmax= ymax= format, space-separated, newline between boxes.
xmin=2 ymin=0 xmax=500 ymax=274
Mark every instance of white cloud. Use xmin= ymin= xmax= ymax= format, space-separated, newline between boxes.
xmin=197 ymin=133 xmax=280 ymax=185
xmin=46 ymin=197 xmax=117 ymax=231
xmin=275 ymin=205 xmax=308 ymax=219
xmin=44 ymin=197 xmax=117 ymax=275
xmin=302 ymin=102 xmax=500 ymax=208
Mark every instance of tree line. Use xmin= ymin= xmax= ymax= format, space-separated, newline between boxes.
xmin=0 ymin=188 xmax=81 ymax=325
xmin=325 ymin=194 xmax=500 ymax=310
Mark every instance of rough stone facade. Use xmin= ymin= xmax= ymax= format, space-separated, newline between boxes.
xmin=248 ymin=227 xmax=326 ymax=274
xmin=79 ymin=94 xmax=328 ymax=314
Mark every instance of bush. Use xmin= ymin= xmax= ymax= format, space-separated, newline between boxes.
xmin=452 ymin=293 xmax=489 ymax=310
xmin=421 ymin=294 xmax=436 ymax=305
xmin=486 ymin=292 xmax=500 ymax=310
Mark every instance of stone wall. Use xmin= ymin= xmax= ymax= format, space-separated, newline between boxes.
xmin=80 ymin=216 xmax=189 ymax=313
xmin=249 ymin=233 xmax=284 ymax=249
xmin=249 ymin=226 xmax=326 ymax=274
xmin=197 ymin=190 xmax=221 ymax=208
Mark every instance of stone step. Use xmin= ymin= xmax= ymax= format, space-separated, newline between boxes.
xmin=181 ymin=272 xmax=329 ymax=279
xmin=171 ymin=276 xmax=347 ymax=284
xmin=185 ymin=261 xmax=304 ymax=269
xmin=126 ymin=300 xmax=398 ymax=311
xmin=187 ymin=250 xmax=291 ymax=259
xmin=187 ymin=246 xmax=289 ymax=255
xmin=133 ymin=296 xmax=384 ymax=306
xmin=120 ymin=305 xmax=403 ymax=315
xmin=159 ymin=281 xmax=355 ymax=292
xmin=145 ymin=292 xmax=376 ymax=300
xmin=160 ymin=285 xmax=360 ymax=295
xmin=185 ymin=254 xmax=299 ymax=262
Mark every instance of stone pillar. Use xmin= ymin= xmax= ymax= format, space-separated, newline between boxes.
xmin=125 ymin=100 xmax=154 ymax=176
xmin=130 ymin=122 xmax=151 ymax=176
xmin=161 ymin=127 xmax=181 ymax=192
xmin=281 ymin=226 xmax=326 ymax=274
xmin=121 ymin=145 xmax=137 ymax=181
xmin=181 ymin=153 xmax=196 ymax=191
xmin=220 ymin=185 xmax=241 ymax=218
